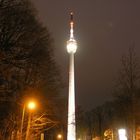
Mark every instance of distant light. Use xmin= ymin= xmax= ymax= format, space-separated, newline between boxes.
xmin=118 ymin=129 xmax=127 ymax=140
xmin=27 ymin=101 xmax=36 ymax=110
xmin=57 ymin=134 xmax=62 ymax=139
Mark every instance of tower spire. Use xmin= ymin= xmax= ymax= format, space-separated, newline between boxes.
xmin=70 ymin=12 xmax=73 ymax=21
xmin=70 ymin=12 xmax=74 ymax=39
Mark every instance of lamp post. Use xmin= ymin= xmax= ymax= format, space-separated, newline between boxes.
xmin=20 ymin=104 xmax=25 ymax=140
xmin=25 ymin=112 xmax=32 ymax=140
xmin=25 ymin=101 xmax=36 ymax=140
xmin=20 ymin=101 xmax=36 ymax=140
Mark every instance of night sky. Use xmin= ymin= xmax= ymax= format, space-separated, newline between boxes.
xmin=31 ymin=0 xmax=140 ymax=110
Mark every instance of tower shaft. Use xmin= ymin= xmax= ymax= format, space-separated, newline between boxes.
xmin=67 ymin=53 xmax=76 ymax=140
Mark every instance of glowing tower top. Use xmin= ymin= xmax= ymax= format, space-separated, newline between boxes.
xmin=67 ymin=12 xmax=77 ymax=54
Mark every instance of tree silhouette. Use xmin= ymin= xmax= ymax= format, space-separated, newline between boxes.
xmin=0 ymin=0 xmax=62 ymax=139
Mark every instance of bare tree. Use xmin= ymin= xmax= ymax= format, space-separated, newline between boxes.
xmin=0 ymin=0 xmax=62 ymax=139
xmin=114 ymin=45 xmax=140 ymax=140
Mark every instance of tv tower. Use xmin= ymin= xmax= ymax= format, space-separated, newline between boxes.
xmin=66 ymin=12 xmax=77 ymax=140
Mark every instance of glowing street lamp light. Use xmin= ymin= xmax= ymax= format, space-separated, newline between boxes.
xmin=57 ymin=134 xmax=63 ymax=139
xmin=27 ymin=101 xmax=36 ymax=110
xmin=118 ymin=129 xmax=127 ymax=140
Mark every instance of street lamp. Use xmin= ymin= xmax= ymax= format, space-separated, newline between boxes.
xmin=20 ymin=100 xmax=36 ymax=140
xmin=57 ymin=134 xmax=63 ymax=140
xmin=25 ymin=101 xmax=36 ymax=140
